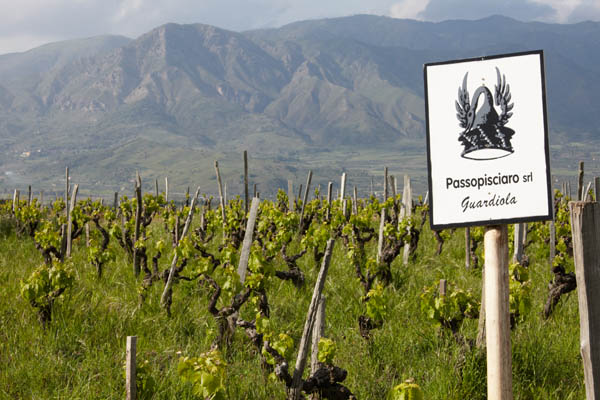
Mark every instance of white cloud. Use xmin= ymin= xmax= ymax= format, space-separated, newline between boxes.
xmin=529 ymin=0 xmax=582 ymax=22
xmin=390 ymin=0 xmax=431 ymax=19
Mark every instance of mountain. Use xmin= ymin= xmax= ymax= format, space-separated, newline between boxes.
xmin=1 ymin=15 xmax=599 ymax=197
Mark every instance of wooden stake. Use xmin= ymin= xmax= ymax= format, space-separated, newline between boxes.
xmin=27 ymin=185 xmax=32 ymax=205
xmin=326 ymin=182 xmax=333 ymax=222
xmin=214 ymin=161 xmax=226 ymax=235
xmin=439 ymin=279 xmax=447 ymax=297
xmin=65 ymin=167 xmax=70 ymax=217
xmin=299 ymin=171 xmax=312 ymax=230
xmin=402 ymin=175 xmax=413 ymax=265
xmin=165 ymin=177 xmax=169 ymax=203
xmin=310 ymin=296 xmax=326 ymax=374
xmin=339 ymin=172 xmax=346 ymax=201
xmin=578 ymin=161 xmax=585 ymax=201
xmin=377 ymin=208 xmax=386 ymax=264
xmin=133 ymin=176 xmax=142 ymax=277
xmin=237 ymin=197 xmax=260 ymax=283
xmin=161 ymin=188 xmax=200 ymax=308
xmin=353 ymin=186 xmax=358 ymax=215
xmin=289 ymin=239 xmax=335 ymax=400
xmin=244 ymin=150 xmax=249 ymax=213
xmin=484 ymin=225 xmax=513 ymax=400
xmin=570 ymin=201 xmax=600 ymax=399
xmin=595 ymin=177 xmax=600 ymax=202
xmin=288 ymin=180 xmax=294 ymax=211
xmin=114 ymin=192 xmax=119 ymax=209
xmin=383 ymin=167 xmax=388 ymax=201
xmin=11 ymin=189 xmax=19 ymax=213
xmin=126 ymin=336 xmax=137 ymax=400
xmin=512 ymin=223 xmax=524 ymax=264
xmin=66 ymin=184 xmax=79 ymax=258
xmin=466 ymin=227 xmax=471 ymax=269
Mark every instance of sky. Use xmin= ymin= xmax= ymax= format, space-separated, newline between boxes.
xmin=0 ymin=0 xmax=599 ymax=55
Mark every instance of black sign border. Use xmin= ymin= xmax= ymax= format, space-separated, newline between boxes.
xmin=423 ymin=50 xmax=552 ymax=230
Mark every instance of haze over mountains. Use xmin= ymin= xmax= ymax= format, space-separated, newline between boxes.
xmin=1 ymin=15 xmax=599 ymax=196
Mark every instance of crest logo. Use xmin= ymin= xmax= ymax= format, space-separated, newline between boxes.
xmin=455 ymin=68 xmax=515 ymax=160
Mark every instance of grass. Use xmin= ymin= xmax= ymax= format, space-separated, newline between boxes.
xmin=0 ymin=210 xmax=584 ymax=399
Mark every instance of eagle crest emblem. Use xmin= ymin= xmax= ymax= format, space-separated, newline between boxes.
xmin=455 ymin=67 xmax=515 ymax=160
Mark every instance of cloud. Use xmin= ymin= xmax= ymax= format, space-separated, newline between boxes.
xmin=566 ymin=0 xmax=600 ymax=23
xmin=390 ymin=0 xmax=431 ymax=19
xmin=416 ymin=0 xmax=556 ymax=22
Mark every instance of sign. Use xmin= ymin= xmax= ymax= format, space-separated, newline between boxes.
xmin=424 ymin=50 xmax=552 ymax=229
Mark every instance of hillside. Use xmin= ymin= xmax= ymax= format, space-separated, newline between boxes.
xmin=1 ymin=15 xmax=599 ymax=197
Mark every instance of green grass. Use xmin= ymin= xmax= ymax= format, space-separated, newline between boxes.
xmin=0 ymin=214 xmax=584 ymax=399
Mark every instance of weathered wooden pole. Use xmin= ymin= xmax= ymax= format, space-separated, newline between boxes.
xmin=310 ymin=296 xmax=326 ymax=374
xmin=161 ymin=188 xmax=200 ymax=308
xmin=570 ymin=201 xmax=600 ymax=399
xmin=299 ymin=171 xmax=312 ymax=230
xmin=65 ymin=167 xmax=70 ymax=217
xmin=339 ymin=172 xmax=346 ymax=201
xmin=595 ymin=177 xmax=600 ymax=202
xmin=439 ymin=279 xmax=447 ymax=296
xmin=402 ymin=175 xmax=413 ymax=264
xmin=154 ymin=179 xmax=159 ymax=198
xmin=11 ymin=189 xmax=19 ymax=213
xmin=27 ymin=185 xmax=32 ymax=205
xmin=126 ymin=336 xmax=137 ymax=400
xmin=578 ymin=161 xmax=585 ymax=201
xmin=550 ymin=191 xmax=556 ymax=265
xmin=66 ymin=184 xmax=79 ymax=258
xmin=512 ymin=223 xmax=524 ymax=264
xmin=289 ymin=239 xmax=335 ymax=400
xmin=466 ymin=227 xmax=471 ymax=269
xmin=165 ymin=177 xmax=169 ymax=203
xmin=383 ymin=167 xmax=388 ymax=201
xmin=133 ymin=173 xmax=143 ymax=277
xmin=237 ymin=197 xmax=260 ymax=283
xmin=353 ymin=186 xmax=358 ymax=215
xmin=326 ymin=182 xmax=333 ymax=222
xmin=214 ymin=161 xmax=226 ymax=237
xmin=484 ymin=225 xmax=513 ymax=400
xmin=244 ymin=150 xmax=249 ymax=213
xmin=114 ymin=192 xmax=119 ymax=209
xmin=288 ymin=179 xmax=294 ymax=211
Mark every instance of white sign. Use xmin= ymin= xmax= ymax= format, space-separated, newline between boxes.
xmin=424 ymin=50 xmax=552 ymax=229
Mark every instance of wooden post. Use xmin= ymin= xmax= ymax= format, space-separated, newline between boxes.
xmin=370 ymin=176 xmax=374 ymax=197
xmin=389 ymin=175 xmax=396 ymax=200
xmin=288 ymin=180 xmax=294 ymax=211
xmin=439 ymin=279 xmax=447 ymax=296
xmin=244 ymin=150 xmax=249 ymax=213
xmin=161 ymin=188 xmax=200 ymax=308
xmin=466 ymin=227 xmax=471 ymax=269
xmin=484 ymin=225 xmax=513 ymax=400
xmin=402 ymin=175 xmax=413 ymax=264
xmin=595 ymin=177 xmax=600 ymax=202
xmin=237 ymin=197 xmax=260 ymax=283
xmin=40 ymin=190 xmax=44 ymax=207
xmin=254 ymin=183 xmax=257 ymax=198
xmin=289 ymin=239 xmax=335 ymax=400
xmin=326 ymin=182 xmax=333 ymax=222
xmin=512 ymin=223 xmax=524 ymax=264
xmin=476 ymin=268 xmax=486 ymax=349
xmin=383 ymin=167 xmax=388 ymax=201
xmin=133 ymin=175 xmax=143 ymax=277
xmin=570 ymin=201 xmax=600 ymax=399
xmin=114 ymin=192 xmax=119 ymax=209
xmin=27 ymin=185 xmax=32 ymax=205
xmin=11 ymin=189 xmax=19 ymax=213
xmin=214 ymin=161 xmax=226 ymax=236
xmin=339 ymin=172 xmax=346 ymax=201
xmin=310 ymin=296 xmax=326 ymax=374
xmin=126 ymin=336 xmax=137 ymax=400
xmin=65 ymin=167 xmax=70 ymax=217
xmin=299 ymin=171 xmax=312 ymax=230
xmin=165 ymin=177 xmax=169 ymax=203
xmin=353 ymin=186 xmax=358 ymax=215
xmin=66 ymin=184 xmax=79 ymax=258
xmin=377 ymin=207 xmax=386 ymax=264
xmin=578 ymin=161 xmax=585 ymax=201
xmin=154 ymin=179 xmax=159 ymax=198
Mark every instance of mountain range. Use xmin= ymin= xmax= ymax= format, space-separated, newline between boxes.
xmin=1 ymin=15 xmax=599 ymax=198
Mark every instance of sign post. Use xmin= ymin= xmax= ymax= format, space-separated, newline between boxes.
xmin=424 ymin=50 xmax=551 ymax=400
